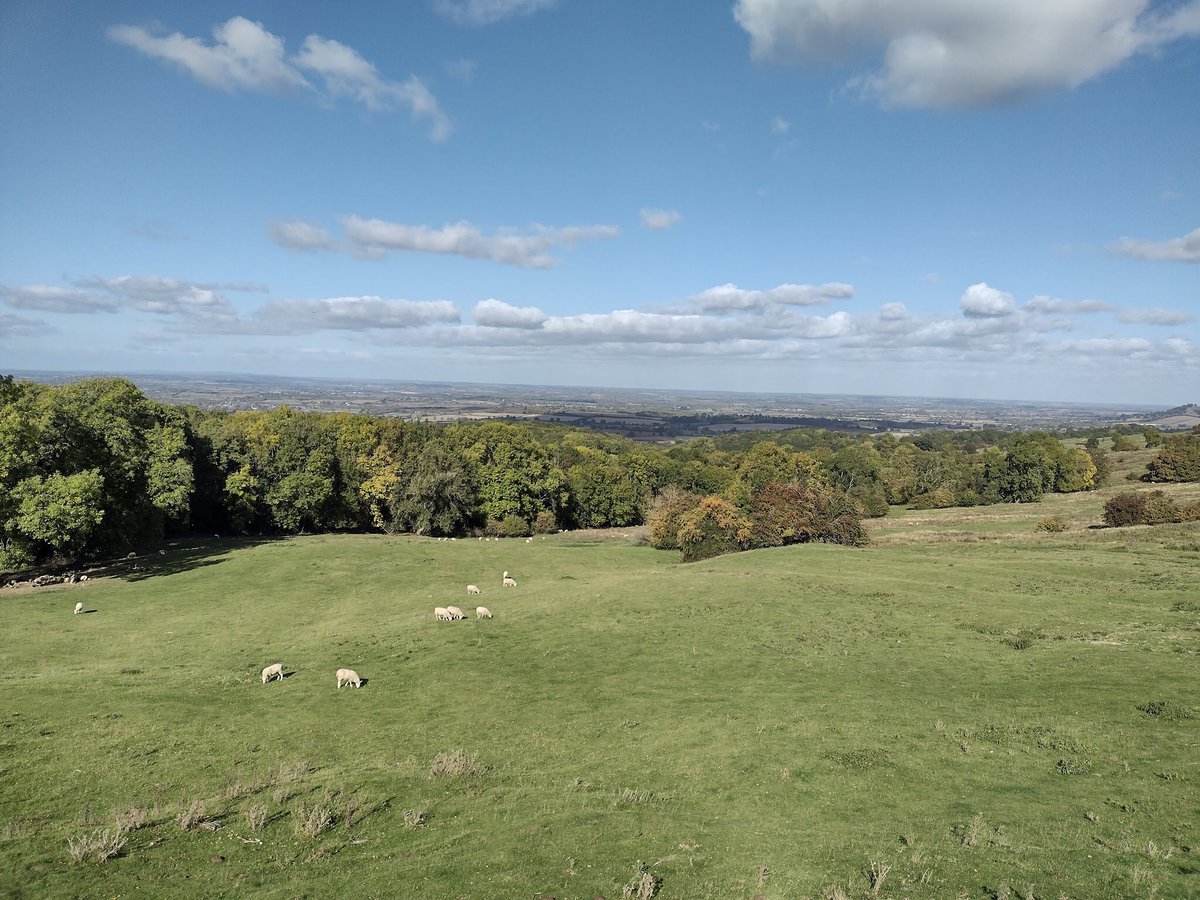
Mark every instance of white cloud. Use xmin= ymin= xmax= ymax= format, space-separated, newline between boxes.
xmin=1110 ymin=226 xmax=1200 ymax=262
xmin=640 ymin=208 xmax=682 ymax=230
xmin=733 ymin=0 xmax=1200 ymax=108
xmin=770 ymin=115 xmax=791 ymax=134
xmin=293 ymin=36 xmax=451 ymax=139
xmin=109 ymin=17 xmax=450 ymax=139
xmin=341 ymin=215 xmax=619 ymax=267
xmin=75 ymin=276 xmax=236 ymax=317
xmin=108 ymin=17 xmax=308 ymax=93
xmin=433 ymin=0 xmax=557 ymax=26
xmin=246 ymin=296 xmax=460 ymax=334
xmin=471 ymin=298 xmax=548 ymax=329
xmin=960 ymin=282 xmax=1016 ymax=318
xmin=1118 ymin=308 xmax=1195 ymax=326
xmin=269 ymin=219 xmax=338 ymax=253
xmin=690 ymin=282 xmax=854 ymax=312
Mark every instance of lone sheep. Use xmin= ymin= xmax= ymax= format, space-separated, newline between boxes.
xmin=336 ymin=668 xmax=362 ymax=689
xmin=476 ymin=606 xmax=493 ymax=619
xmin=503 ymin=576 xmax=517 ymax=588
xmin=261 ymin=663 xmax=283 ymax=683
xmin=446 ymin=605 xmax=465 ymax=620
xmin=467 ymin=584 xmax=481 ymax=595
xmin=73 ymin=601 xmax=83 ymax=615
xmin=435 ymin=607 xmax=453 ymax=621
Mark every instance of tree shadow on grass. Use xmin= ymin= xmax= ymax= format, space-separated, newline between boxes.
xmin=87 ymin=535 xmax=281 ymax=583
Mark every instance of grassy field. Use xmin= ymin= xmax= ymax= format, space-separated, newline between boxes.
xmin=1 ymin=454 xmax=1198 ymax=898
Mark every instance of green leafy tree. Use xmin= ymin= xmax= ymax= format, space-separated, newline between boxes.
xmin=1144 ymin=433 xmax=1200 ymax=482
xmin=10 ymin=470 xmax=106 ymax=558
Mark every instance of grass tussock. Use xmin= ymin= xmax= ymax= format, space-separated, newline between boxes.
xmin=430 ymin=749 xmax=485 ymax=778
xmin=112 ymin=807 xmax=147 ymax=834
xmin=176 ymin=799 xmax=206 ymax=831
xmin=622 ymin=861 xmax=660 ymax=899
xmin=294 ymin=797 xmax=334 ymax=838
xmin=244 ymin=804 xmax=268 ymax=832
xmin=66 ymin=828 xmax=125 ymax=864
xmin=402 ymin=808 xmax=427 ymax=829
xmin=1137 ymin=700 xmax=1194 ymax=721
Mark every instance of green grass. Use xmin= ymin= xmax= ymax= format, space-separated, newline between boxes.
xmin=1 ymin=490 xmax=1198 ymax=898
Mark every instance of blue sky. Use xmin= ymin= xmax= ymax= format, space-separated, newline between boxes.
xmin=1 ymin=0 xmax=1197 ymax=404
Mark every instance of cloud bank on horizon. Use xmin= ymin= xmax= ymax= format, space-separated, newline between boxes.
xmin=0 ymin=1 xmax=1196 ymax=404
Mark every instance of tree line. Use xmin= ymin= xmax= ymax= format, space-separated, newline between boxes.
xmin=5 ymin=375 xmax=1186 ymax=569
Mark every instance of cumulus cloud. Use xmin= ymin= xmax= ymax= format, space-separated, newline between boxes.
xmin=74 ymin=276 xmax=238 ymax=317
xmin=640 ymin=208 xmax=682 ymax=230
xmin=269 ymin=219 xmax=338 ymax=252
xmin=733 ymin=0 xmax=1200 ymax=108
xmin=433 ymin=0 xmax=557 ymax=26
xmin=1110 ymin=226 xmax=1200 ymax=262
xmin=471 ymin=298 xmax=548 ymax=329
xmin=341 ymin=215 xmax=619 ymax=267
xmin=960 ymin=282 xmax=1016 ymax=318
xmin=109 ymin=17 xmax=450 ymax=139
xmin=245 ymin=297 xmax=460 ymax=334
xmin=690 ymin=282 xmax=854 ymax=312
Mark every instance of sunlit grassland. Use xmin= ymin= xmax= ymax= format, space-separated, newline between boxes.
xmin=0 ymin=463 xmax=1197 ymax=898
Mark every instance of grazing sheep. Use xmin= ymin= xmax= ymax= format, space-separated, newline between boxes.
xmin=467 ymin=584 xmax=481 ymax=595
xmin=435 ymin=607 xmax=453 ymax=621
xmin=336 ymin=668 xmax=362 ymax=689
xmin=446 ymin=605 xmax=465 ymax=620
xmin=503 ymin=570 xmax=509 ymax=578
xmin=503 ymin=576 xmax=517 ymax=588
xmin=79 ymin=574 xmax=88 ymax=582
xmin=73 ymin=601 xmax=83 ymax=615
xmin=476 ymin=606 xmax=492 ymax=619
xmin=261 ymin=663 xmax=283 ymax=683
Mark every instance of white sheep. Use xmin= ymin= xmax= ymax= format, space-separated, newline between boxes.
xmin=73 ymin=601 xmax=83 ymax=615
xmin=467 ymin=584 xmax=481 ymax=595
xmin=336 ymin=668 xmax=362 ymax=689
xmin=503 ymin=576 xmax=517 ymax=588
xmin=435 ymin=607 xmax=453 ymax=621
xmin=446 ymin=605 xmax=465 ymax=620
xmin=476 ymin=606 xmax=492 ymax=619
xmin=261 ymin=663 xmax=283 ymax=683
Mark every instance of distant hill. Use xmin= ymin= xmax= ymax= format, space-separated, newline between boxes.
xmin=1146 ymin=403 xmax=1200 ymax=431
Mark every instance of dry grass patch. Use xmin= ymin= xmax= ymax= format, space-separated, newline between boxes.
xmin=66 ymin=828 xmax=125 ymax=864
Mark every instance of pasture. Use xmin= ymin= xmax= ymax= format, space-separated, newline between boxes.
xmin=1 ymin=467 xmax=1197 ymax=897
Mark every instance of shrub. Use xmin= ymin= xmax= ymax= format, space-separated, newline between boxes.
xmin=1111 ymin=434 xmax=1140 ymax=452
xmin=1034 ymin=516 xmax=1069 ymax=533
xmin=750 ymin=481 xmax=867 ymax=549
xmin=532 ymin=509 xmax=558 ymax=534
xmin=1145 ymin=433 xmax=1200 ymax=482
xmin=1103 ymin=491 xmax=1181 ymax=527
xmin=497 ymin=514 xmax=531 ymax=538
xmin=113 ymin=807 xmax=147 ymax=834
xmin=677 ymin=496 xmax=753 ymax=562
xmin=908 ymin=488 xmax=957 ymax=510
xmin=644 ymin=487 xmax=702 ymax=550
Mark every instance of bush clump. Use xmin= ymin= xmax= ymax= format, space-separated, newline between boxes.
xmin=1103 ymin=491 xmax=1187 ymax=527
xmin=1034 ymin=515 xmax=1069 ymax=533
